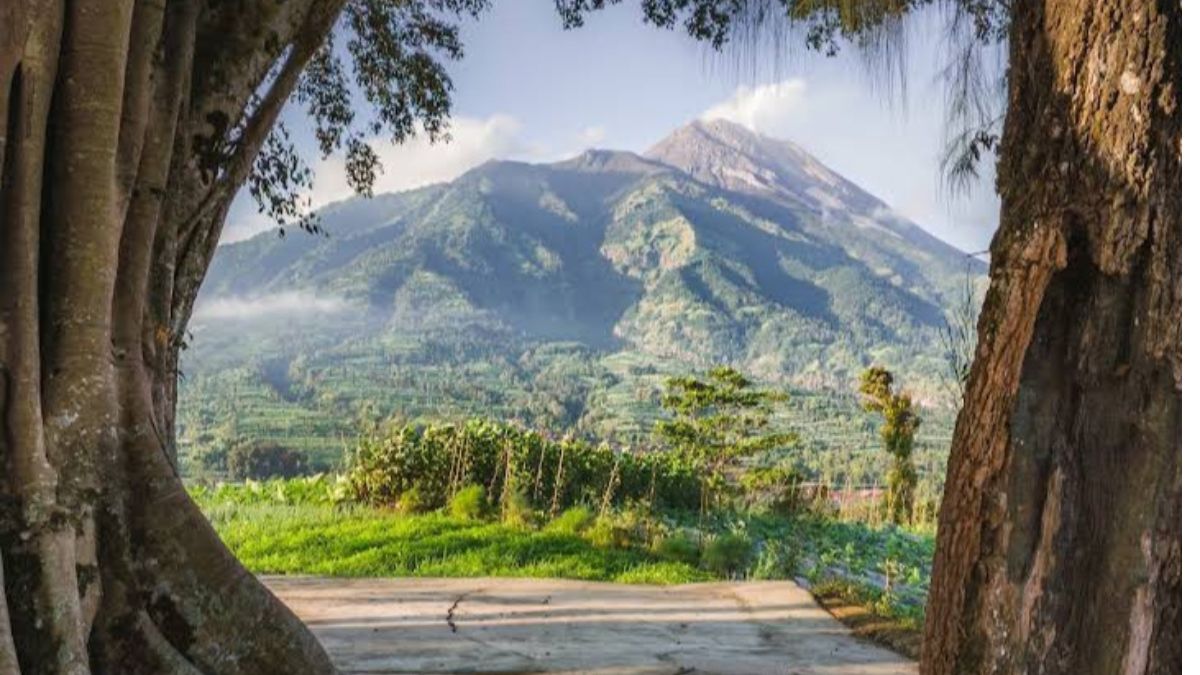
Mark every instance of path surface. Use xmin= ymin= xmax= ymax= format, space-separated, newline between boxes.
xmin=267 ymin=576 xmax=915 ymax=675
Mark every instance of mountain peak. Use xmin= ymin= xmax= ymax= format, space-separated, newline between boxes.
xmin=684 ymin=117 xmax=775 ymax=145
xmin=650 ymin=118 xmax=768 ymax=158
xmin=644 ymin=119 xmax=982 ymax=270
xmin=646 ymin=118 xmax=846 ymax=206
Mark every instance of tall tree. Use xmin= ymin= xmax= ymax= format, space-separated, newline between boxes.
xmin=655 ymin=366 xmax=793 ymax=519
xmin=767 ymin=0 xmax=1179 ymax=670
xmin=921 ymin=0 xmax=1180 ymax=672
xmin=575 ymin=0 xmax=1180 ymax=671
xmin=0 ymin=0 xmax=485 ymax=671
xmin=0 ymin=2 xmax=773 ymax=671
xmin=858 ymin=367 xmax=921 ymax=525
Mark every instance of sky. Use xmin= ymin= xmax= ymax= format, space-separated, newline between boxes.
xmin=224 ymin=2 xmax=1002 ymax=254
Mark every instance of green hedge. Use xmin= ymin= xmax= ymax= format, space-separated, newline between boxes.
xmin=346 ymin=420 xmax=702 ymax=513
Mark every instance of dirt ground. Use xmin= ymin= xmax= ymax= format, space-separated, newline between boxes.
xmin=267 ymin=576 xmax=916 ymax=674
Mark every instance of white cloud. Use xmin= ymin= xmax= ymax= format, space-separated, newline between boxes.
xmin=577 ymin=125 xmax=607 ymax=147
xmin=308 ymin=114 xmax=526 ymax=210
xmin=193 ymin=291 xmax=352 ymax=320
xmin=222 ymin=115 xmax=526 ymax=243
xmin=701 ymin=79 xmax=807 ymax=133
xmin=221 ymin=114 xmax=625 ymax=243
xmin=222 ymin=209 xmax=276 ymax=243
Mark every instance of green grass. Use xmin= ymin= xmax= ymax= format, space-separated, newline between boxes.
xmin=811 ymin=577 xmax=924 ymax=628
xmin=202 ymin=502 xmax=709 ymax=584
xmin=193 ymin=477 xmax=936 ymax=609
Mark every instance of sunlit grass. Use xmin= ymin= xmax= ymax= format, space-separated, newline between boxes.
xmin=204 ymin=503 xmax=711 ymax=584
xmin=194 ymin=477 xmax=936 ymax=610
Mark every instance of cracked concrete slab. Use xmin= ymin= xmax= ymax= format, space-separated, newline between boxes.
xmin=267 ymin=577 xmax=915 ymax=674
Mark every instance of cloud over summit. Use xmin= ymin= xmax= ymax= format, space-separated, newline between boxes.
xmin=702 ymin=79 xmax=807 ymax=133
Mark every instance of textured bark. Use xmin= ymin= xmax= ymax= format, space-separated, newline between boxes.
xmin=0 ymin=1 xmax=346 ymax=672
xmin=921 ymin=0 xmax=1181 ymax=673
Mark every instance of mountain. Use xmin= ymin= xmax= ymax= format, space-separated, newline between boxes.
xmin=646 ymin=120 xmax=973 ymax=277
xmin=181 ymin=120 xmax=984 ymax=465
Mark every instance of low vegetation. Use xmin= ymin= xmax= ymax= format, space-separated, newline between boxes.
xmin=191 ymin=473 xmax=934 ymax=621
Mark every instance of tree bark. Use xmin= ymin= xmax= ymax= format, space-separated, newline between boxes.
xmin=921 ymin=0 xmax=1180 ymax=673
xmin=0 ymin=1 xmax=345 ymax=672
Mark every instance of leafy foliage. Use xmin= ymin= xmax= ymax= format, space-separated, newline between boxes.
xmin=545 ymin=505 xmax=594 ymax=535
xmin=556 ymin=0 xmax=746 ymax=48
xmin=252 ymin=0 xmax=488 ymax=232
xmin=858 ymin=367 xmax=921 ymax=524
xmin=189 ymin=474 xmax=352 ymax=507
xmin=227 ymin=440 xmax=310 ymax=480
xmin=394 ymin=488 xmax=426 ymax=515
xmin=656 ymin=366 xmax=795 ymax=515
xmin=448 ymin=484 xmax=488 ymax=520
xmin=346 ymin=419 xmax=704 ymax=513
xmin=700 ymin=531 xmax=755 ymax=577
xmin=653 ymin=531 xmax=702 ymax=564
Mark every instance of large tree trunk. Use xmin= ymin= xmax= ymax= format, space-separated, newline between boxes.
xmin=921 ymin=0 xmax=1180 ymax=673
xmin=0 ymin=1 xmax=343 ymax=672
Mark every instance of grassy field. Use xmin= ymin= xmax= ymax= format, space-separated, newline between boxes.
xmin=193 ymin=477 xmax=934 ymax=626
xmin=202 ymin=503 xmax=707 ymax=584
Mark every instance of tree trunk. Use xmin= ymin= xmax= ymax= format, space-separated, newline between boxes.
xmin=921 ymin=0 xmax=1180 ymax=673
xmin=0 ymin=1 xmax=343 ymax=672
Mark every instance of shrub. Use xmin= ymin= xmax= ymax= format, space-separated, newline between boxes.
xmin=585 ymin=515 xmax=631 ymax=549
xmin=545 ymin=505 xmax=593 ymax=534
xmin=701 ymin=532 xmax=754 ymax=577
xmin=653 ymin=532 xmax=700 ymax=564
xmin=501 ymin=489 xmax=535 ymax=528
xmin=395 ymin=488 xmax=425 ymax=515
xmin=750 ymin=539 xmax=801 ymax=580
xmin=585 ymin=509 xmax=654 ymax=550
xmin=347 ymin=425 xmax=449 ymax=506
xmin=188 ymin=445 xmax=228 ymax=476
xmin=227 ymin=440 xmax=309 ymax=480
xmin=344 ymin=420 xmax=703 ymax=512
xmin=448 ymin=484 xmax=488 ymax=521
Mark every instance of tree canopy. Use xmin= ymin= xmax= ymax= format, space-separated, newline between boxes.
xmin=655 ymin=367 xmax=794 ymax=515
xmin=858 ymin=367 xmax=921 ymax=524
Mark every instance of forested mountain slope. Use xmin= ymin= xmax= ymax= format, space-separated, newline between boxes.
xmin=182 ymin=120 xmax=983 ymax=466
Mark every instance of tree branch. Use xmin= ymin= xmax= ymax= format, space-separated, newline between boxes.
xmin=163 ymin=0 xmax=325 ymax=235
xmin=171 ymin=0 xmax=347 ymax=339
